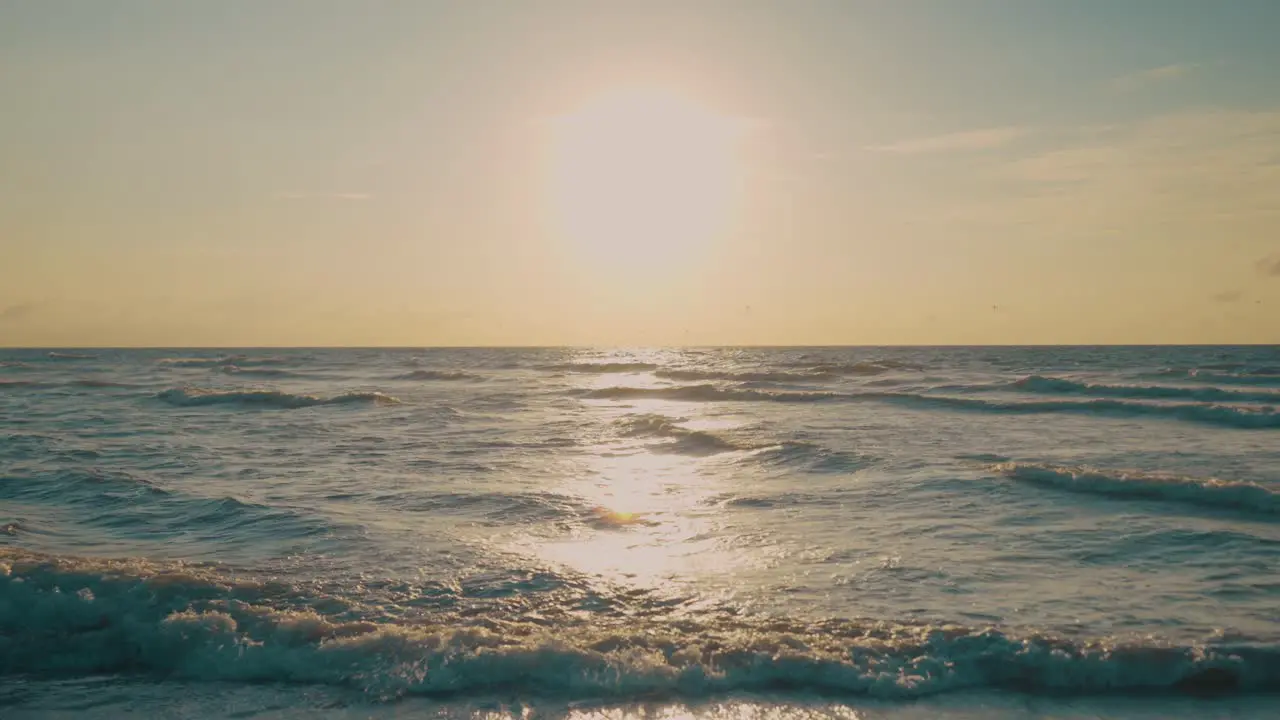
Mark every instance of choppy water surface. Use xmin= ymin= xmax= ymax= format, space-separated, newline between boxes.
xmin=2 ymin=346 xmax=1279 ymax=718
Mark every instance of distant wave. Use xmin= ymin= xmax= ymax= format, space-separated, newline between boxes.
xmin=66 ymin=378 xmax=138 ymax=388
xmin=395 ymin=369 xmax=482 ymax=381
xmin=583 ymin=384 xmax=821 ymax=403
xmin=655 ymin=368 xmax=837 ymax=384
xmin=217 ymin=365 xmax=295 ymax=378
xmin=540 ymin=362 xmax=659 ymax=374
xmin=780 ymin=359 xmax=921 ymax=375
xmin=158 ymin=356 xmax=291 ymax=368
xmin=994 ymin=462 xmax=1279 ymax=516
xmin=1012 ymin=375 xmax=1280 ymax=403
xmin=1152 ymin=368 xmax=1280 ymax=387
xmin=616 ymin=414 xmax=744 ymax=455
xmin=2 ymin=378 xmax=135 ymax=389
xmin=156 ymin=387 xmax=400 ymax=409
xmin=0 ymin=380 xmax=54 ymax=389
xmin=581 ymin=385 xmax=1280 ymax=428
xmin=0 ymin=361 xmax=34 ymax=370
xmin=2 ymin=547 xmax=1275 ymax=698
xmin=45 ymin=352 xmax=98 ymax=361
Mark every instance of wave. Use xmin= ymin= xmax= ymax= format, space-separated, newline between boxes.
xmin=616 ymin=414 xmax=745 ymax=455
xmin=655 ymin=369 xmax=837 ymax=384
xmin=780 ymin=359 xmax=921 ymax=375
xmin=993 ymin=462 xmax=1279 ymax=516
xmin=1013 ymin=375 xmax=1280 ymax=403
xmin=67 ymin=378 xmax=138 ymax=388
xmin=1152 ymin=369 xmax=1280 ymax=387
xmin=541 ymin=362 xmax=659 ymax=374
xmin=45 ymin=351 xmax=98 ymax=361
xmin=156 ymin=387 xmax=400 ymax=409
xmin=1 ymin=548 xmax=1275 ymax=699
xmin=158 ymin=356 xmax=291 ymax=368
xmin=395 ymin=369 xmax=482 ymax=381
xmin=217 ymin=365 xmax=296 ymax=378
xmin=0 ymin=471 xmax=340 ymax=549
xmin=583 ymin=384 xmax=823 ymax=403
xmin=747 ymin=442 xmax=874 ymax=474
xmin=581 ymin=385 xmax=1280 ymax=428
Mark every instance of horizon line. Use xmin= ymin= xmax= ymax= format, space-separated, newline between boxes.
xmin=4 ymin=343 xmax=1279 ymax=351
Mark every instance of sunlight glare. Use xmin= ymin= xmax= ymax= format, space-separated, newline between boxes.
xmin=544 ymin=88 xmax=746 ymax=272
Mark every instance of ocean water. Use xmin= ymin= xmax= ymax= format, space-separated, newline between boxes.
xmin=2 ymin=346 xmax=1279 ymax=719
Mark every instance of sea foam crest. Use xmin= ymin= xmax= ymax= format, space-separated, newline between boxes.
xmin=0 ymin=548 xmax=1273 ymax=699
xmin=156 ymin=387 xmax=399 ymax=408
xmin=1013 ymin=375 xmax=1280 ymax=403
xmin=993 ymin=462 xmax=1279 ymax=515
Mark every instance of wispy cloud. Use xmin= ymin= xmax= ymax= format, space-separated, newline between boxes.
xmin=1111 ymin=64 xmax=1196 ymax=92
xmin=1211 ymin=290 xmax=1244 ymax=303
xmin=0 ymin=302 xmax=36 ymax=322
xmin=867 ymin=126 xmax=1028 ymax=155
xmin=997 ymin=109 xmax=1280 ymax=215
xmin=274 ymin=192 xmax=373 ymax=201
xmin=1258 ymin=254 xmax=1280 ymax=277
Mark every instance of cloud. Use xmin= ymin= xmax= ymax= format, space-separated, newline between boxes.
xmin=867 ymin=126 xmax=1028 ymax=155
xmin=1112 ymin=64 xmax=1197 ymax=92
xmin=0 ymin=302 xmax=35 ymax=322
xmin=992 ymin=108 xmax=1280 ymax=221
xmin=1258 ymin=254 xmax=1280 ymax=277
xmin=1211 ymin=290 xmax=1244 ymax=303
xmin=274 ymin=192 xmax=373 ymax=201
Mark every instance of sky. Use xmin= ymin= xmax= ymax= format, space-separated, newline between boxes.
xmin=2 ymin=0 xmax=1280 ymax=347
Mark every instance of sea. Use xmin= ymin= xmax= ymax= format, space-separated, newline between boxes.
xmin=1 ymin=346 xmax=1278 ymax=719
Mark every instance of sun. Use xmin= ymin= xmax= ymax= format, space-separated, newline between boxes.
xmin=543 ymin=88 xmax=745 ymax=273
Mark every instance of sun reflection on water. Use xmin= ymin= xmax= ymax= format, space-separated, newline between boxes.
xmin=515 ymin=350 xmax=760 ymax=592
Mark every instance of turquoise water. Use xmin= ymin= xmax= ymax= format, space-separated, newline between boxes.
xmin=2 ymin=347 xmax=1279 ymax=718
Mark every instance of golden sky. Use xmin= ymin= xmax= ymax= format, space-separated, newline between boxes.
xmin=3 ymin=1 xmax=1279 ymax=346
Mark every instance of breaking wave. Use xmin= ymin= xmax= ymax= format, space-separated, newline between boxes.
xmin=45 ymin=352 xmax=98 ymax=361
xmin=581 ymin=386 xmax=1280 ymax=428
xmin=1 ymin=547 xmax=1275 ymax=699
xmin=156 ymin=387 xmax=400 ymax=409
xmin=1012 ymin=375 xmax=1280 ymax=403
xmin=993 ymin=462 xmax=1279 ymax=516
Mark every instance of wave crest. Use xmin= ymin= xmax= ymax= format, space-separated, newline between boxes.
xmin=616 ymin=414 xmax=745 ymax=455
xmin=655 ymin=369 xmax=837 ymax=384
xmin=158 ymin=356 xmax=291 ymax=368
xmin=1014 ymin=375 xmax=1280 ymax=403
xmin=395 ymin=369 xmax=481 ymax=381
xmin=582 ymin=386 xmax=1280 ymax=428
xmin=156 ymin=387 xmax=400 ymax=409
xmin=541 ymin=362 xmax=659 ymax=374
xmin=993 ymin=462 xmax=1279 ymax=515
